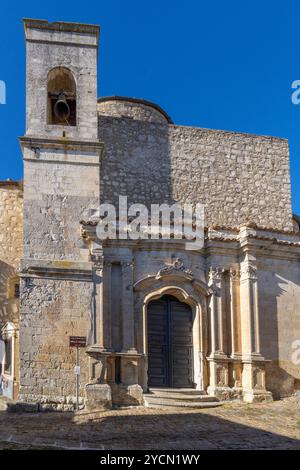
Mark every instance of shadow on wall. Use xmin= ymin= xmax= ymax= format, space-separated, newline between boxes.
xmin=99 ymin=115 xmax=174 ymax=208
xmin=258 ymin=270 xmax=300 ymax=398
xmin=0 ymin=260 xmax=19 ymax=327
xmin=0 ymin=408 xmax=299 ymax=449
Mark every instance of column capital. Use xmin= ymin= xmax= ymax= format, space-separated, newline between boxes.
xmin=229 ymin=266 xmax=240 ymax=281
xmin=240 ymin=263 xmax=257 ymax=281
xmin=208 ymin=266 xmax=225 ymax=283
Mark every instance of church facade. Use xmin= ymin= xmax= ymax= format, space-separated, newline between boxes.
xmin=2 ymin=18 xmax=300 ymax=410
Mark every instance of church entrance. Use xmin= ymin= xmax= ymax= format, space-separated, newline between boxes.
xmin=147 ymin=295 xmax=194 ymax=388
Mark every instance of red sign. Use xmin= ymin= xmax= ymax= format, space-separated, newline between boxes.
xmin=69 ymin=336 xmax=86 ymax=348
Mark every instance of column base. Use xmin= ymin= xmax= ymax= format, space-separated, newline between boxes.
xmin=243 ymin=389 xmax=273 ymax=403
xmin=111 ymin=383 xmax=144 ymax=406
xmin=207 ymin=354 xmax=230 ymax=399
xmin=241 ymin=358 xmax=273 ymax=403
xmin=85 ymin=383 xmax=112 ymax=411
xmin=207 ymin=386 xmax=240 ymax=400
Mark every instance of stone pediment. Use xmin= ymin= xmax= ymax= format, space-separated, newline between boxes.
xmin=133 ymin=258 xmax=212 ymax=297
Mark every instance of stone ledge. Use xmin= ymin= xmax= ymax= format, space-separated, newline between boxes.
xmin=23 ymin=18 xmax=100 ymax=37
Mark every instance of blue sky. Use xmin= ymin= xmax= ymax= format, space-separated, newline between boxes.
xmin=0 ymin=0 xmax=299 ymax=214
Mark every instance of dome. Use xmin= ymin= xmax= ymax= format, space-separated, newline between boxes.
xmin=97 ymin=96 xmax=172 ymax=124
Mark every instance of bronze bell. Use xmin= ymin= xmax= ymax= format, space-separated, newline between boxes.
xmin=54 ymin=91 xmax=70 ymax=121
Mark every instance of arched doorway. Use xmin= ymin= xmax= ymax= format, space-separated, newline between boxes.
xmin=147 ymin=295 xmax=194 ymax=388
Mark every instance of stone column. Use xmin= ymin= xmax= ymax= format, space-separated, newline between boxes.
xmin=103 ymin=260 xmax=112 ymax=351
xmin=121 ymin=260 xmax=137 ymax=353
xmin=89 ymin=247 xmax=112 ymax=352
xmin=228 ymin=267 xmax=242 ymax=395
xmin=108 ymin=259 xmax=143 ymax=407
xmin=85 ymin=248 xmax=113 ymax=411
xmin=92 ymin=247 xmax=105 ymax=349
xmin=207 ymin=267 xmax=231 ymax=399
xmin=239 ymin=259 xmax=272 ymax=402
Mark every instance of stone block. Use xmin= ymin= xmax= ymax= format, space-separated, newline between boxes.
xmin=111 ymin=384 xmax=144 ymax=407
xmin=85 ymin=383 xmax=112 ymax=411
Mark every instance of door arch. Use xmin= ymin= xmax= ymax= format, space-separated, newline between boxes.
xmin=147 ymin=295 xmax=194 ymax=388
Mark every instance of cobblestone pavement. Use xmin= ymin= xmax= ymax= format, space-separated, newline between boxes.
xmin=0 ymin=397 xmax=299 ymax=450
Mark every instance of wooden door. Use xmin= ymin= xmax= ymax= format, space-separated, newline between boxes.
xmin=147 ymin=295 xmax=193 ymax=388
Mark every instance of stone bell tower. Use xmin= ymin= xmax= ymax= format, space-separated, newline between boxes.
xmin=18 ymin=19 xmax=103 ymax=409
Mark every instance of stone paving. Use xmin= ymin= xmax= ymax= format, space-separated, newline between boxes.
xmin=0 ymin=396 xmax=299 ymax=450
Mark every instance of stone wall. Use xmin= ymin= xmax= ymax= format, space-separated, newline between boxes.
xmin=98 ymin=107 xmax=293 ymax=231
xmin=0 ymin=181 xmax=23 ymax=327
xmin=23 ymin=150 xmax=100 ymax=261
xmin=258 ymin=257 xmax=300 ymax=398
xmin=19 ymin=277 xmax=92 ymax=410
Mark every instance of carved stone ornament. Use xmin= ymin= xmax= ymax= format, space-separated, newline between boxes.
xmin=216 ymin=365 xmax=227 ymax=387
xmin=208 ymin=266 xmax=225 ymax=282
xmin=91 ymin=249 xmax=104 ymax=269
xmin=229 ymin=267 xmax=240 ymax=281
xmin=242 ymin=264 xmax=257 ymax=280
xmin=157 ymin=258 xmax=193 ymax=278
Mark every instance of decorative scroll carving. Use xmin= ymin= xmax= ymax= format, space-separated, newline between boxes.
xmin=157 ymin=258 xmax=193 ymax=278
xmin=91 ymin=248 xmax=104 ymax=269
xmin=253 ymin=367 xmax=264 ymax=389
xmin=208 ymin=266 xmax=225 ymax=283
xmin=229 ymin=267 xmax=240 ymax=281
xmin=241 ymin=264 xmax=257 ymax=280
xmin=80 ymin=226 xmax=88 ymax=240
xmin=232 ymin=363 xmax=242 ymax=388
xmin=216 ymin=365 xmax=227 ymax=387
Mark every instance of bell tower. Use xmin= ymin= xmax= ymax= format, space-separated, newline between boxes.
xmin=23 ymin=18 xmax=99 ymax=140
xmin=19 ymin=19 xmax=102 ymax=261
xmin=18 ymin=20 xmax=103 ymax=408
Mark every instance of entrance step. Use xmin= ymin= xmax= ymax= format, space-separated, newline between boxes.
xmin=149 ymin=388 xmax=207 ymax=396
xmin=144 ymin=388 xmax=221 ymax=409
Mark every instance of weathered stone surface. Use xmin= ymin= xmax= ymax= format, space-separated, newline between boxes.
xmin=98 ymin=112 xmax=293 ymax=231
xmin=0 ymin=181 xmax=23 ymax=326
xmin=85 ymin=383 xmax=112 ymax=411
xmin=111 ymin=384 xmax=144 ymax=406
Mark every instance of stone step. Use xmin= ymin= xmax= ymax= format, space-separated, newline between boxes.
xmin=146 ymin=392 xmax=217 ymax=402
xmin=149 ymin=388 xmax=206 ymax=396
xmin=144 ymin=396 xmax=221 ymax=409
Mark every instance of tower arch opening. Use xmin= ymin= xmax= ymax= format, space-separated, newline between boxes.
xmin=47 ymin=67 xmax=76 ymax=126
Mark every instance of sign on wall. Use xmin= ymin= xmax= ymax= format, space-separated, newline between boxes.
xmin=69 ymin=336 xmax=86 ymax=348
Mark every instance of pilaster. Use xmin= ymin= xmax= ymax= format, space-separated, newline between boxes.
xmin=207 ymin=266 xmax=231 ymax=399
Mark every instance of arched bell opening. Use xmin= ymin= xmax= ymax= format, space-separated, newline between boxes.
xmin=47 ymin=67 xmax=77 ymax=126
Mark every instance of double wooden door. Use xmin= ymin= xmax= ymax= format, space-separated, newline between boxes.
xmin=147 ymin=295 xmax=194 ymax=388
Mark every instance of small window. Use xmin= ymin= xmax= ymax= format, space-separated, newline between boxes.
xmin=14 ymin=283 xmax=20 ymax=298
xmin=4 ymin=338 xmax=12 ymax=375
xmin=6 ymin=276 xmax=20 ymax=300
xmin=47 ymin=67 xmax=76 ymax=126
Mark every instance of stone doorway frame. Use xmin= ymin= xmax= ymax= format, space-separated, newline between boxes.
xmin=133 ymin=267 xmax=213 ymax=392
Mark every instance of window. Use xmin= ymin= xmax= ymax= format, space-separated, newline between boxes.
xmin=6 ymin=275 xmax=20 ymax=300
xmin=14 ymin=283 xmax=20 ymax=298
xmin=47 ymin=67 xmax=76 ymax=126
